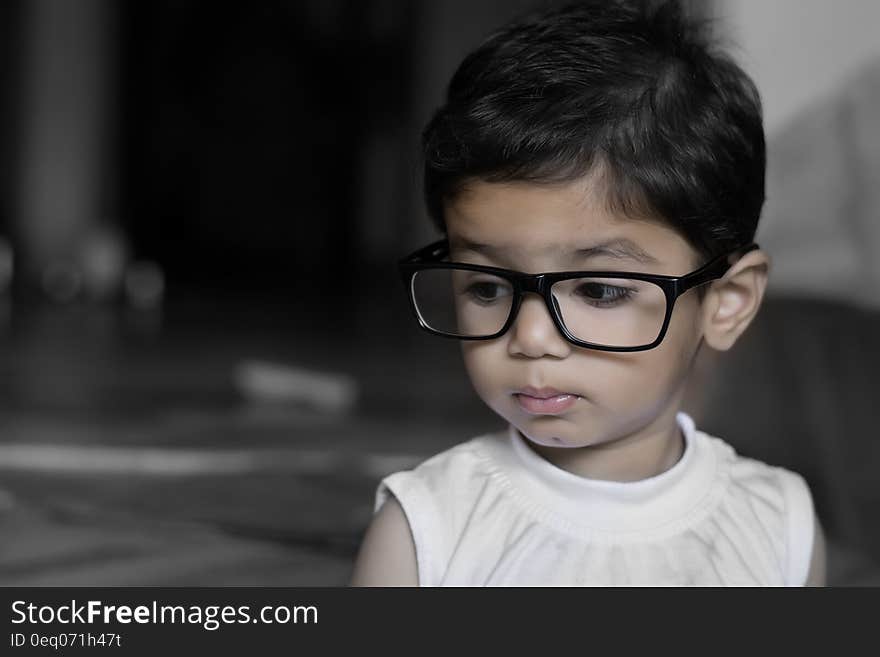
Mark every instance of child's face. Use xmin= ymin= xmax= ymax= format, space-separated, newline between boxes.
xmin=445 ymin=176 xmax=706 ymax=450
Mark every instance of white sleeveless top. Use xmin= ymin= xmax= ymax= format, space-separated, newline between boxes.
xmin=374 ymin=412 xmax=815 ymax=586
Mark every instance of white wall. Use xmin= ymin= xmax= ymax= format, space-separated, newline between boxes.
xmin=719 ymin=1 xmax=880 ymax=308
xmin=719 ymin=0 xmax=880 ymax=136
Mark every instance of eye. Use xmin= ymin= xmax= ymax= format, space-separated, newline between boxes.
xmin=463 ymin=280 xmax=512 ymax=304
xmin=573 ymin=282 xmax=635 ymax=307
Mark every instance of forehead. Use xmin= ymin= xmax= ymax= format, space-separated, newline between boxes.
xmin=443 ymin=178 xmax=700 ymax=273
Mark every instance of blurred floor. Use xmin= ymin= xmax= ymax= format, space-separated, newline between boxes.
xmin=0 ymin=289 xmax=499 ymax=585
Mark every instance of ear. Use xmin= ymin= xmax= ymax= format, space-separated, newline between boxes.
xmin=701 ymin=249 xmax=770 ymax=352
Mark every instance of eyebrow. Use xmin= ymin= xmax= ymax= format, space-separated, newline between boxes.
xmin=575 ymin=239 xmax=660 ymax=265
xmin=452 ymin=237 xmax=660 ymax=265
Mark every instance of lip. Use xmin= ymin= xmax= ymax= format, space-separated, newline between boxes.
xmin=513 ymin=387 xmax=579 ymax=415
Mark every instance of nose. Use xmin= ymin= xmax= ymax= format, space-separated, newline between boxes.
xmin=507 ymin=293 xmax=571 ymax=359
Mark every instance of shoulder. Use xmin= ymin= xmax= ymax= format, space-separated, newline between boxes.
xmin=349 ymin=494 xmax=417 ymax=586
xmin=373 ymin=430 xmax=505 ymax=516
xmin=358 ymin=429 xmax=509 ymax=586
xmin=702 ymin=431 xmax=822 ymax=586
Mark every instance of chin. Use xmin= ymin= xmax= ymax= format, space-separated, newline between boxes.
xmin=534 ymin=435 xmax=573 ymax=447
xmin=515 ymin=422 xmax=582 ymax=448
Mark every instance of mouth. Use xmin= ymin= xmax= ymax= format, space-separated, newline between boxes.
xmin=513 ymin=386 xmax=579 ymax=415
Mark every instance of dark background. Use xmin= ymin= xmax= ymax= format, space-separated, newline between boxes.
xmin=117 ymin=1 xmax=411 ymax=293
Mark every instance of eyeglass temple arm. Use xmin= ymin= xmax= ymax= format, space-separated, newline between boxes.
xmin=678 ymin=242 xmax=760 ymax=292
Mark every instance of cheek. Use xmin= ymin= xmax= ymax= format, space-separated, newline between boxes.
xmin=460 ymin=342 xmax=506 ymax=400
xmin=665 ymin=294 xmax=704 ymax=355
xmin=632 ymin=304 xmax=703 ymax=389
xmin=580 ymin=308 xmax=702 ymax=403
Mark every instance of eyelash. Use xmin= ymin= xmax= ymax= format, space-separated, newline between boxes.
xmin=572 ymin=283 xmax=636 ymax=307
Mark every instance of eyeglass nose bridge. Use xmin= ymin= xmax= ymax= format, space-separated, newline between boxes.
xmin=506 ymin=273 xmax=565 ymax=331
xmin=517 ymin=272 xmax=550 ymax=295
xmin=509 ymin=273 xmax=555 ymax=316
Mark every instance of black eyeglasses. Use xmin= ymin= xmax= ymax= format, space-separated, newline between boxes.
xmin=398 ymin=239 xmax=759 ymax=352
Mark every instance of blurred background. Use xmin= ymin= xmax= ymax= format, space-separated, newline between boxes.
xmin=0 ymin=0 xmax=877 ymax=586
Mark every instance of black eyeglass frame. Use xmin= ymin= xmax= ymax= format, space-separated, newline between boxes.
xmin=398 ymin=239 xmax=760 ymax=352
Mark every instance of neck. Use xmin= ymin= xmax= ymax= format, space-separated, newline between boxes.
xmin=523 ymin=407 xmax=686 ymax=483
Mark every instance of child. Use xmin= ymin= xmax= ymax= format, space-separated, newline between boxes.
xmin=350 ymin=0 xmax=826 ymax=586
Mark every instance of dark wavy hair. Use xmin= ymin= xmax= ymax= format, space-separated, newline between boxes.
xmin=421 ymin=0 xmax=766 ymax=263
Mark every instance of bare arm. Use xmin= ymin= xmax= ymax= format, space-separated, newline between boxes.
xmin=349 ymin=496 xmax=419 ymax=586
xmin=804 ymin=513 xmax=827 ymax=586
